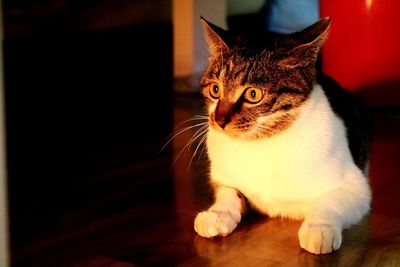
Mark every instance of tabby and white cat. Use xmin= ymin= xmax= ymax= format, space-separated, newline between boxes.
xmin=193 ymin=17 xmax=371 ymax=254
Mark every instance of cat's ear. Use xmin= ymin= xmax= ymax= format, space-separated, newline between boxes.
xmin=200 ymin=17 xmax=230 ymax=58
xmin=278 ymin=17 xmax=331 ymax=69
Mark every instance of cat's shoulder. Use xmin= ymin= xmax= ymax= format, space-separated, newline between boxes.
xmin=317 ymin=75 xmax=366 ymax=119
xmin=316 ymin=73 xmax=370 ymax=134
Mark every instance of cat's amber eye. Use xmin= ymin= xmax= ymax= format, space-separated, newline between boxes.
xmin=244 ymin=87 xmax=263 ymax=103
xmin=209 ymin=83 xmax=221 ymax=99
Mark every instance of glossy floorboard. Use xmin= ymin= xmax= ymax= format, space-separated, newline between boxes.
xmin=11 ymin=95 xmax=400 ymax=266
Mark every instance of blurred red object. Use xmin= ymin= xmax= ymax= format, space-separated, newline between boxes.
xmin=320 ymin=0 xmax=400 ymax=106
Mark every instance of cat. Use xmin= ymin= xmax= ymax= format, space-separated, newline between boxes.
xmin=193 ymin=17 xmax=371 ymax=255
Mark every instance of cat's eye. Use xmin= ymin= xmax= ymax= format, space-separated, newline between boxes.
xmin=244 ymin=87 xmax=263 ymax=104
xmin=209 ymin=83 xmax=221 ymax=99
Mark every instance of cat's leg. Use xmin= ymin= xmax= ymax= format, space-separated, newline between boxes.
xmin=298 ymin=171 xmax=371 ymax=254
xmin=194 ymin=185 xmax=247 ymax=238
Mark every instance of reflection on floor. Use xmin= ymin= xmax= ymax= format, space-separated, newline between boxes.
xmin=11 ymin=93 xmax=400 ymax=266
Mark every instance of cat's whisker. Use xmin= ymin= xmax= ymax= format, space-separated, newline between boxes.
xmin=188 ymin=128 xmax=208 ymax=168
xmin=185 ymin=125 xmax=208 ymax=151
xmin=174 ymin=115 xmax=208 ymax=132
xmin=171 ymin=135 xmax=202 ymax=169
xmin=171 ymin=124 xmax=208 ymax=168
xmin=251 ymin=124 xmax=283 ymax=138
xmin=256 ymin=125 xmax=281 ymax=134
xmin=160 ymin=121 xmax=208 ymax=153
xmin=173 ymin=116 xmax=208 ymax=129
xmin=256 ymin=124 xmax=281 ymax=131
xmin=197 ymin=133 xmax=208 ymax=161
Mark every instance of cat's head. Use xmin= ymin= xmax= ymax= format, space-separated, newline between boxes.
xmin=200 ymin=17 xmax=330 ymax=139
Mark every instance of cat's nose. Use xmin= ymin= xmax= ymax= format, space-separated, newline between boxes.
xmin=215 ymin=116 xmax=229 ymax=129
xmin=214 ymin=101 xmax=233 ymax=129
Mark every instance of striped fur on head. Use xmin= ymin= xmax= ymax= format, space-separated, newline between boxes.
xmin=200 ymin=17 xmax=330 ymax=139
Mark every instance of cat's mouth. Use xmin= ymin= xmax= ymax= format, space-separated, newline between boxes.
xmin=209 ymin=110 xmax=296 ymax=140
xmin=209 ymin=117 xmax=246 ymax=138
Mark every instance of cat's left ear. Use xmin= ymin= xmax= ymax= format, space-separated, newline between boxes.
xmin=200 ymin=17 xmax=230 ymax=58
xmin=278 ymin=17 xmax=331 ymax=69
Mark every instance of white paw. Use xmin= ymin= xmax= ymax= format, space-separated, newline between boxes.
xmin=298 ymin=222 xmax=342 ymax=254
xmin=194 ymin=210 xmax=238 ymax=238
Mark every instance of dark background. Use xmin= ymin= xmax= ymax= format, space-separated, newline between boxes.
xmin=2 ymin=0 xmax=173 ymax=258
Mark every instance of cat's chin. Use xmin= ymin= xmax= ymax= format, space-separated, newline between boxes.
xmin=210 ymin=117 xmax=297 ymax=141
xmin=209 ymin=124 xmax=270 ymax=141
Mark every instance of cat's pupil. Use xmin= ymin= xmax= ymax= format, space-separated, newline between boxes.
xmin=250 ymin=90 xmax=256 ymax=98
xmin=213 ymin=85 xmax=219 ymax=94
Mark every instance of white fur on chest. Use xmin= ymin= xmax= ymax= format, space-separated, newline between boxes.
xmin=207 ymin=85 xmax=362 ymax=219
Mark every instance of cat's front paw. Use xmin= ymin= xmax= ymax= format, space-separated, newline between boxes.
xmin=298 ymin=222 xmax=342 ymax=254
xmin=194 ymin=210 xmax=238 ymax=238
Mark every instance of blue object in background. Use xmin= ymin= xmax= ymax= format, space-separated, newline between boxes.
xmin=265 ymin=0 xmax=319 ymax=34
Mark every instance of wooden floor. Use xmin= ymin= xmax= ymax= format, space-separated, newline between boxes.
xmin=8 ymin=93 xmax=400 ymax=267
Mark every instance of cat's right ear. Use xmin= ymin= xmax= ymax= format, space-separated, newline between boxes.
xmin=278 ymin=17 xmax=331 ymax=69
xmin=200 ymin=17 xmax=230 ymax=58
